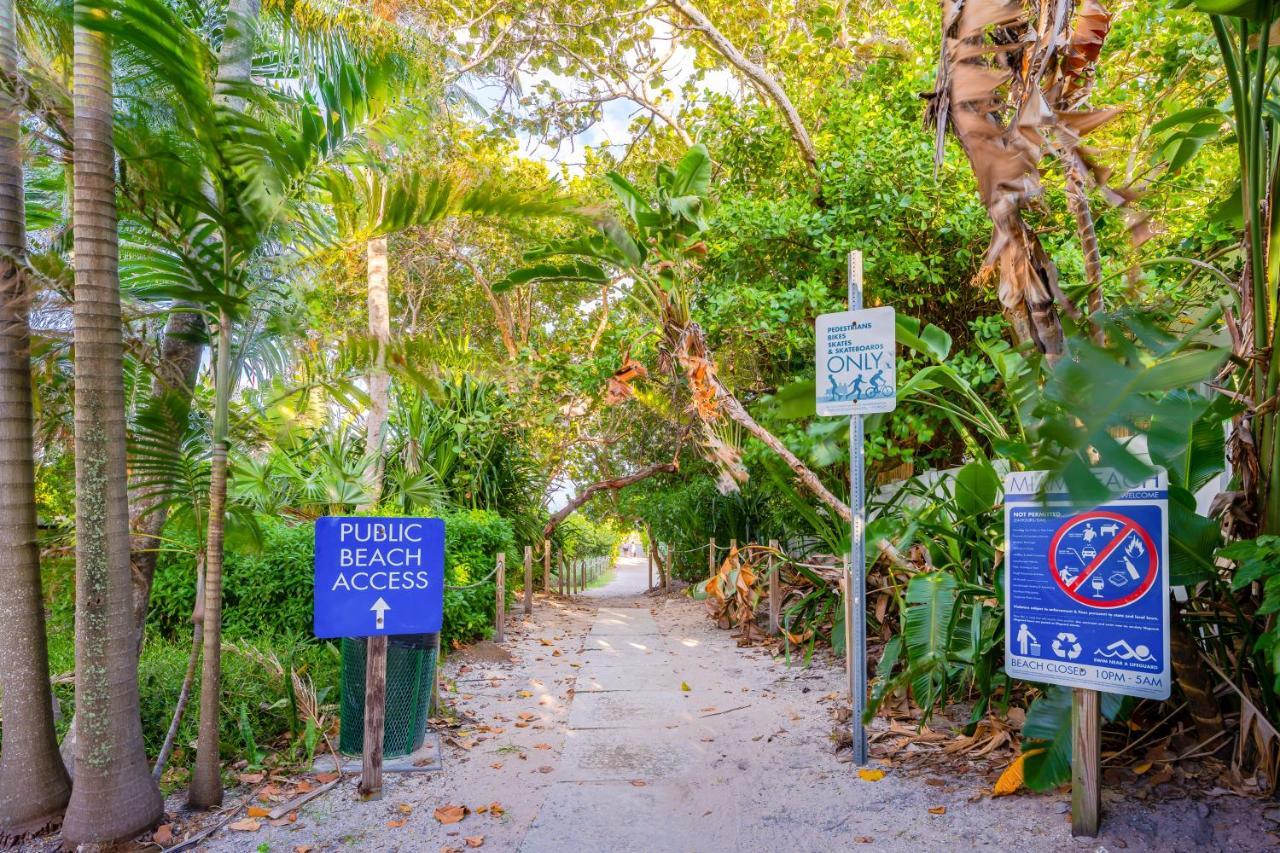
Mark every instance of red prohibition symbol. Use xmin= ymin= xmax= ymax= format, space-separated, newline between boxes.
xmin=1047 ymin=510 xmax=1158 ymax=609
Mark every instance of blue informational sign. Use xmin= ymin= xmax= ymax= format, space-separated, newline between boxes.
xmin=815 ymin=306 xmax=897 ymax=416
xmin=313 ymin=517 xmax=445 ymax=639
xmin=1004 ymin=469 xmax=1170 ymax=700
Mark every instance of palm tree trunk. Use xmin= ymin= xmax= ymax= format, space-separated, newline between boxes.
xmin=359 ymin=236 xmax=390 ymax=511
xmin=187 ymin=0 xmax=260 ymax=809
xmin=62 ymin=11 xmax=164 ymax=845
xmin=127 ymin=0 xmax=256 ymax=648
xmin=190 ymin=309 xmax=231 ymax=809
xmin=0 ymin=0 xmax=72 ymax=836
xmin=129 ymin=308 xmax=205 ymax=650
xmin=152 ymin=554 xmax=204 ymax=780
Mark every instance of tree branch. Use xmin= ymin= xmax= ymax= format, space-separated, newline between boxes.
xmin=543 ymin=461 xmax=679 ymax=540
xmin=665 ymin=0 xmax=820 ymax=187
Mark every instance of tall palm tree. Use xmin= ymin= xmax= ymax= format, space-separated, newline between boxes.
xmin=359 ymin=235 xmax=391 ymax=509
xmin=0 ymin=0 xmax=72 ymax=837
xmin=61 ymin=3 xmax=163 ymax=844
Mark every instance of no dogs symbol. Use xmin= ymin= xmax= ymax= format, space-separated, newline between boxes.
xmin=1047 ymin=510 xmax=1158 ymax=609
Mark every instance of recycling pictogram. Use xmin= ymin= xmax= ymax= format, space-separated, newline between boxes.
xmin=1052 ymin=631 xmax=1083 ymax=660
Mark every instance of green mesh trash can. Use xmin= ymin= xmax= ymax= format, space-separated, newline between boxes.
xmin=339 ymin=634 xmax=438 ymax=757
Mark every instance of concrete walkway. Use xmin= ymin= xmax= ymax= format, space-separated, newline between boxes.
xmin=520 ymin=601 xmax=711 ymax=852
xmin=201 ymin=558 xmax=1278 ymax=853
xmin=581 ymin=553 xmax=652 ymax=598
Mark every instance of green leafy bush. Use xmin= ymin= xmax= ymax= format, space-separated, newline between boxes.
xmin=149 ymin=509 xmax=516 ymax=647
xmin=441 ymin=509 xmax=516 ymax=646
xmin=148 ymin=519 xmax=312 ymax=640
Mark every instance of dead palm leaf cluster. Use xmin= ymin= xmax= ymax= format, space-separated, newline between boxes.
xmin=926 ymin=0 xmax=1144 ymax=358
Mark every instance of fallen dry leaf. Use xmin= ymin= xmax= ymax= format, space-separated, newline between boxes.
xmin=315 ymin=772 xmax=339 ymax=784
xmin=152 ymin=824 xmax=174 ymax=845
xmin=490 ymin=762 xmax=504 ymax=769
xmin=269 ymin=814 xmax=297 ymax=828
xmin=680 ymin=681 xmax=691 ymax=691
xmin=295 ymin=847 xmax=314 ymax=853
xmin=295 ymin=780 xmax=314 ymax=794
xmin=247 ymin=806 xmax=271 ymax=818
xmin=539 ymin=638 xmax=553 ymax=646
xmin=857 ymin=769 xmax=885 ymax=782
xmin=435 ymin=804 xmax=469 ymax=825
xmin=238 ymin=772 xmax=264 ymax=784
xmin=533 ymin=743 xmax=552 ymax=750
xmin=387 ymin=819 xmax=406 ymax=828
xmin=993 ymin=748 xmax=1043 ymax=797
xmin=518 ymin=712 xmax=538 ymax=721
xmin=397 ymin=803 xmax=413 ymax=815
xmin=631 ymin=780 xmax=646 ymax=787
xmin=855 ymin=837 xmax=873 ymax=844
xmin=517 ymin=690 xmax=533 ymax=698
xmin=928 ymin=806 xmax=946 ymax=815
xmin=537 ymin=766 xmax=553 ymax=774
xmin=465 ymin=836 xmax=485 ymax=848
xmin=228 ymin=818 xmax=261 ymax=832
xmin=488 ymin=802 xmax=505 ymax=816
xmin=1132 ymin=760 xmax=1153 ymax=775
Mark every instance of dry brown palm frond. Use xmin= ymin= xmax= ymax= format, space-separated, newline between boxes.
xmin=931 ymin=0 xmax=1139 ymax=355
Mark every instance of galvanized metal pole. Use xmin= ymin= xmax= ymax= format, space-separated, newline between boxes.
xmin=848 ymin=250 xmax=869 ymax=766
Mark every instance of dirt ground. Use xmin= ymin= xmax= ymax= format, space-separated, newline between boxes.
xmin=159 ymin=556 xmax=1280 ymax=851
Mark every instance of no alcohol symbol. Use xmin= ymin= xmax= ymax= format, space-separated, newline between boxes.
xmin=1047 ymin=510 xmax=1159 ymax=609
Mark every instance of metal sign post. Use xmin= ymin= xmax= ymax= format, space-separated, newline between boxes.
xmin=815 ymin=251 xmax=896 ymax=768
xmin=846 ymin=251 xmax=869 ymax=766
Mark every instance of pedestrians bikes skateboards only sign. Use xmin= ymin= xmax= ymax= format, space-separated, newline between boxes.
xmin=313 ymin=516 xmax=445 ymax=638
xmin=1004 ymin=469 xmax=1170 ymax=700
xmin=815 ymin=306 xmax=896 ymax=416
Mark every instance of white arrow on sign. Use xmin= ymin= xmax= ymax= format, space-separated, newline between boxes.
xmin=371 ymin=597 xmax=390 ymax=630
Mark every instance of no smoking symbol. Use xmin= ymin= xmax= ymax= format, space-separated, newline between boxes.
xmin=1047 ymin=510 xmax=1158 ymax=609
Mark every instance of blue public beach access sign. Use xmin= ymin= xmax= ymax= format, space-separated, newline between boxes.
xmin=1004 ymin=469 xmax=1170 ymax=700
xmin=313 ymin=517 xmax=445 ymax=639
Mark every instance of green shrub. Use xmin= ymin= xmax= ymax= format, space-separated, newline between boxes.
xmin=441 ymin=509 xmax=516 ymax=647
xmin=148 ymin=510 xmax=516 ymax=647
xmin=148 ymin=519 xmax=313 ymax=640
xmin=133 ymin=633 xmax=341 ymax=776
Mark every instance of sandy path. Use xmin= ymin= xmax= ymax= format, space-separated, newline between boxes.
xmin=203 ymin=560 xmax=1277 ymax=852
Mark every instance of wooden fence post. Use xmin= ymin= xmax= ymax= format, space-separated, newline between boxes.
xmin=648 ymin=546 xmax=653 ymax=590
xmin=708 ymin=538 xmax=716 ymax=580
xmin=524 ymin=546 xmax=533 ymax=615
xmin=1072 ymin=688 xmax=1101 ymax=837
xmin=663 ymin=543 xmax=670 ymax=590
xmin=768 ymin=538 xmax=780 ymax=635
xmin=495 ymin=552 xmax=506 ymax=643
xmin=543 ymin=540 xmax=550 ymax=592
xmin=359 ymin=635 xmax=387 ymax=800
